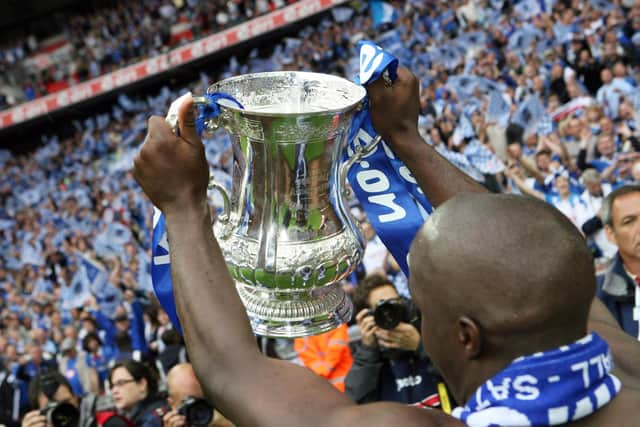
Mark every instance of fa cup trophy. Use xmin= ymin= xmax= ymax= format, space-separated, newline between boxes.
xmin=167 ymin=72 xmax=377 ymax=337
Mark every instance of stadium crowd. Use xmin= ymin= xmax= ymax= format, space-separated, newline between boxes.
xmin=0 ymin=0 xmax=296 ymax=109
xmin=2 ymin=0 xmax=640 ymax=424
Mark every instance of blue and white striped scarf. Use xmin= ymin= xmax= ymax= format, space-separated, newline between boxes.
xmin=344 ymin=41 xmax=434 ymax=275
xmin=452 ymin=333 xmax=621 ymax=426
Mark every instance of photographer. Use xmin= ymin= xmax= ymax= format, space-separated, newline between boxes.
xmin=21 ymin=372 xmax=92 ymax=427
xmin=162 ymin=364 xmax=232 ymax=427
xmin=345 ymin=275 xmax=450 ymax=409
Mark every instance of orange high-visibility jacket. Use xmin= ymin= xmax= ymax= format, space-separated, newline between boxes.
xmin=294 ymin=324 xmax=354 ymax=392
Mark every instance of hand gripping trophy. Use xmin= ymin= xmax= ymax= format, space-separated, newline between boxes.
xmin=166 ymin=71 xmax=380 ymax=338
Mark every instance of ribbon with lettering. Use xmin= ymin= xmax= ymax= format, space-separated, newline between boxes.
xmin=451 ymin=333 xmax=621 ymax=426
xmin=346 ymin=40 xmax=433 ymax=275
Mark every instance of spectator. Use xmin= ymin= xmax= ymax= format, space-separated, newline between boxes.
xmin=345 ymin=274 xmax=449 ymax=409
xmin=507 ymin=166 xmax=588 ymax=229
xmin=57 ymin=337 xmax=99 ymax=396
xmin=14 ymin=345 xmax=58 ymax=412
xmin=108 ymin=360 xmax=164 ymax=427
xmin=579 ymin=169 xmax=617 ymax=259
xmin=163 ymin=363 xmax=232 ymax=427
xmin=0 ymin=360 xmax=20 ymax=427
xmin=157 ymin=329 xmax=186 ymax=376
xmin=597 ymin=185 xmax=640 ymax=339
xmin=21 ymin=371 xmax=94 ymax=427
xmin=82 ymin=332 xmax=110 ymax=388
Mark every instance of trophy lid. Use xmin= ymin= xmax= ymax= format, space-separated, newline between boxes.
xmin=208 ymin=71 xmax=366 ymax=117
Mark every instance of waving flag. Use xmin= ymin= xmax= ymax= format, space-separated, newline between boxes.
xmin=513 ymin=96 xmax=545 ymax=135
xmin=369 ymin=1 xmax=398 ymax=27
xmin=486 ymin=90 xmax=511 ymax=127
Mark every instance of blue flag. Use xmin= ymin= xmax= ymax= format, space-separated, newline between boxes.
xmin=513 ymin=96 xmax=545 ymax=135
xmin=369 ymin=1 xmax=398 ymax=27
xmin=486 ymin=90 xmax=511 ymax=127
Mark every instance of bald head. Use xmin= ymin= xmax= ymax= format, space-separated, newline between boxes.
xmin=412 ymin=192 xmax=594 ymax=338
xmin=167 ymin=363 xmax=204 ymax=409
xmin=409 ymin=194 xmax=595 ymax=402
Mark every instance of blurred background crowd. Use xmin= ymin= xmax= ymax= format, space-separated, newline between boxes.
xmin=0 ymin=0 xmax=295 ymax=109
xmin=2 ymin=0 xmax=640 ymax=425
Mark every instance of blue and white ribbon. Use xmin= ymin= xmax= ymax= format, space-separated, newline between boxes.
xmin=345 ymin=40 xmax=433 ymax=275
xmin=151 ymin=92 xmax=242 ymax=334
xmin=151 ymin=207 xmax=181 ymax=334
xmin=452 ymin=333 xmax=621 ymax=426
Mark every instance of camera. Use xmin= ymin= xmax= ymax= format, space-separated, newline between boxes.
xmin=177 ymin=396 xmax=214 ymax=427
xmin=370 ymin=298 xmax=414 ymax=330
xmin=40 ymin=402 xmax=79 ymax=427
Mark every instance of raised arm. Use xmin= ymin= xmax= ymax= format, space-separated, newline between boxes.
xmin=132 ymin=97 xmax=460 ymax=427
xmin=366 ymin=68 xmax=487 ymax=207
xmin=504 ymin=164 xmax=545 ymax=200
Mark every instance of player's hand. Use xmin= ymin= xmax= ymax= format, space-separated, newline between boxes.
xmin=133 ymin=94 xmax=209 ymax=216
xmin=366 ymin=67 xmax=421 ymax=148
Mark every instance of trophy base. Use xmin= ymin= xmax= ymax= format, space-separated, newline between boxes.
xmin=236 ymin=281 xmax=353 ymax=338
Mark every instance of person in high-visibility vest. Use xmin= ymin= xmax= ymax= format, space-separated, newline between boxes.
xmin=293 ymin=324 xmax=353 ymax=392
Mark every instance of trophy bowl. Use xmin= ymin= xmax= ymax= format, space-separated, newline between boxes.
xmin=190 ymin=72 xmax=371 ymax=337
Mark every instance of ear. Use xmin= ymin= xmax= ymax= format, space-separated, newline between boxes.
xmin=138 ymin=377 xmax=148 ymax=393
xmin=604 ymin=224 xmax=617 ymax=245
xmin=456 ymin=316 xmax=482 ymax=360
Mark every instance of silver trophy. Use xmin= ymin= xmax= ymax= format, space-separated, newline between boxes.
xmin=168 ymin=72 xmax=378 ymax=337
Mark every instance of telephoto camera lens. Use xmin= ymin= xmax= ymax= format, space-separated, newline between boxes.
xmin=373 ymin=299 xmax=408 ymax=330
xmin=40 ymin=402 xmax=80 ymax=427
xmin=177 ymin=396 xmax=214 ymax=427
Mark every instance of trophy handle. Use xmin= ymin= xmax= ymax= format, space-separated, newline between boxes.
xmin=208 ymin=177 xmax=230 ymax=224
xmin=340 ymin=135 xmax=382 ymax=197
xmin=165 ymin=94 xmax=230 ymax=224
xmin=165 ymin=95 xmax=222 ymax=135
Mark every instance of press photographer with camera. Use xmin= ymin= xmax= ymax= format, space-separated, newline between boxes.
xmin=161 ymin=363 xmax=232 ymax=427
xmin=21 ymin=372 xmax=87 ymax=427
xmin=345 ymin=275 xmax=450 ymax=409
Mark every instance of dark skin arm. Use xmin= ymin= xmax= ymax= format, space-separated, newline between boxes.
xmin=133 ymin=97 xmax=462 ymax=427
xmin=366 ymin=68 xmax=486 ymax=207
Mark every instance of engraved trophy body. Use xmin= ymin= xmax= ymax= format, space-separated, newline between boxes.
xmin=177 ymin=72 xmax=373 ymax=337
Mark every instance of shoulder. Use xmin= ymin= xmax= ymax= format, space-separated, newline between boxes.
xmin=136 ymin=399 xmax=166 ymax=427
xmin=575 ymin=387 xmax=640 ymax=426
xmin=327 ymin=401 xmax=464 ymax=427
